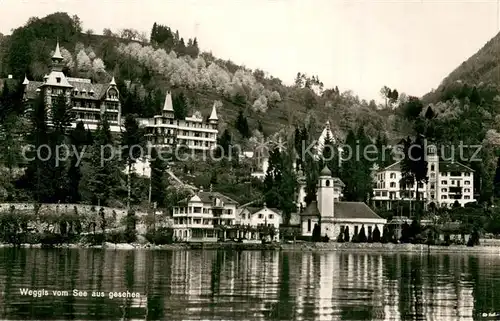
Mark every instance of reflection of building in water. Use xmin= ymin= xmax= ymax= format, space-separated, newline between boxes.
xmin=317 ymin=252 xmax=336 ymax=321
xmin=383 ymin=255 xmax=401 ymax=321
xmin=421 ymin=256 xmax=474 ymax=321
xmin=295 ymin=253 xmax=315 ymax=321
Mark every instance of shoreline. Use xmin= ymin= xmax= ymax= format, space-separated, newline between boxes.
xmin=1 ymin=242 xmax=500 ymax=254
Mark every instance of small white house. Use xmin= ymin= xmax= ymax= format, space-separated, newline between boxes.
xmin=237 ymin=205 xmax=282 ymax=241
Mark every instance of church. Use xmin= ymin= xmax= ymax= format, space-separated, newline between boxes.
xmin=300 ymin=165 xmax=387 ymax=240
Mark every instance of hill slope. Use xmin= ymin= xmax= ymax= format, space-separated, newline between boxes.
xmin=423 ymin=31 xmax=500 ymax=103
xmin=0 ymin=12 xmax=396 ymax=143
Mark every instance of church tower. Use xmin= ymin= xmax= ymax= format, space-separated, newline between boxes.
xmin=317 ymin=165 xmax=335 ymax=239
xmin=426 ymin=144 xmax=439 ymax=208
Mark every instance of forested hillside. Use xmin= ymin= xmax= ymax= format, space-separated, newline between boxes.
xmin=0 ymin=12 xmax=396 ymax=143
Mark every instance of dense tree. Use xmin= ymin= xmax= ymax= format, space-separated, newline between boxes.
xmin=400 ymin=134 xmax=428 ymax=220
xmin=263 ymin=147 xmax=297 ymax=224
xmin=121 ymin=114 xmax=146 ymax=208
xmin=67 ymin=121 xmax=88 ymax=203
xmin=150 ymin=146 xmax=168 ymax=208
xmin=340 ymin=128 xmax=373 ymax=202
xmin=85 ymin=115 xmax=118 ymax=206
xmin=235 ymin=110 xmax=250 ymax=138
xmin=172 ymin=92 xmax=188 ymax=119
xmin=372 ymin=226 xmax=381 ymax=242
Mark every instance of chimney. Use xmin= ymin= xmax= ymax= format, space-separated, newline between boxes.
xmin=263 ymin=202 xmax=267 ymax=208
xmin=7 ymin=74 xmax=12 ymax=79
xmin=199 ymin=186 xmax=203 ymax=192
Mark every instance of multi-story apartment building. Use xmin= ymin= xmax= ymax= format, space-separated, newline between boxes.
xmin=23 ymin=42 xmax=122 ymax=132
xmin=372 ymin=145 xmax=475 ymax=209
xmin=172 ymin=190 xmax=239 ymax=242
xmin=138 ymin=92 xmax=219 ymax=151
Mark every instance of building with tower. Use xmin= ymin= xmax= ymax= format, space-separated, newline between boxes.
xmin=300 ymin=165 xmax=386 ymax=240
xmin=23 ymin=41 xmax=123 ymax=132
xmin=138 ymin=91 xmax=219 ymax=151
xmin=372 ymin=144 xmax=476 ymax=210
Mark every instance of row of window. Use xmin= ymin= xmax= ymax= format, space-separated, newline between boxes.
xmin=241 ymin=213 xmax=275 ymax=220
xmin=173 ymin=207 xmax=233 ymax=215
xmin=154 ymin=116 xmax=216 ymax=129
xmin=174 ymin=218 xmax=233 ymax=225
xmin=441 ymin=195 xmax=471 ymax=200
xmin=384 ymin=171 xmax=472 ymax=180
xmin=441 ymin=188 xmax=471 ymax=193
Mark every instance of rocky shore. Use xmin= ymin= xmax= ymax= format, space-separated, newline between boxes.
xmin=2 ymin=241 xmax=500 ymax=254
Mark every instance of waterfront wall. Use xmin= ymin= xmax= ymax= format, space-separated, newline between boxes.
xmin=0 ymin=203 xmax=150 ymax=219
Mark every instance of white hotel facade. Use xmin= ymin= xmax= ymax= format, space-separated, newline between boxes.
xmin=138 ymin=92 xmax=219 ymax=151
xmin=372 ymin=145 xmax=476 ymax=210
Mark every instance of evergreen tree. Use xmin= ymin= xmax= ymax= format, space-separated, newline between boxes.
xmin=372 ymin=225 xmax=381 ymax=242
xmin=121 ymin=114 xmax=145 ymax=208
xmin=173 ymin=92 xmax=188 ymax=119
xmin=400 ymin=134 xmax=428 ymax=220
xmin=320 ymin=131 xmax=340 ymax=177
xmin=67 ymin=121 xmax=88 ymax=203
xmin=217 ymin=129 xmax=232 ymax=158
xmin=312 ymin=224 xmax=321 ymax=242
xmin=19 ymin=94 xmax=56 ymax=202
xmin=358 ymin=225 xmax=367 ymax=242
xmin=150 ymin=146 xmax=168 ymax=208
xmin=263 ymin=147 xmax=297 ymax=224
xmin=235 ymin=110 xmax=250 ymax=138
xmin=86 ymin=115 xmax=117 ymax=206
xmin=343 ymin=226 xmax=350 ymax=242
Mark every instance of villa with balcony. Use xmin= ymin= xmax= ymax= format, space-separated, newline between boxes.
xmin=172 ymin=190 xmax=239 ymax=242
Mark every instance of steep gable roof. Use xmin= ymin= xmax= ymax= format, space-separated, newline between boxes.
xmin=300 ymin=201 xmax=383 ymax=220
xmin=334 ymin=202 xmax=384 ymax=220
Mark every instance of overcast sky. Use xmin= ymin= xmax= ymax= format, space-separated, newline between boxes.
xmin=1 ymin=0 xmax=499 ymax=101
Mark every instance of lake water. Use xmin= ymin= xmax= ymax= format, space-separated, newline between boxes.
xmin=0 ymin=248 xmax=499 ymax=321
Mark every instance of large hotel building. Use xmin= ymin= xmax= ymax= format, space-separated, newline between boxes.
xmin=23 ymin=42 xmax=122 ymax=132
xmin=138 ymin=92 xmax=219 ymax=151
xmin=21 ymin=41 xmax=220 ymax=149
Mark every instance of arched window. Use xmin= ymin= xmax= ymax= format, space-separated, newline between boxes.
xmin=307 ymin=219 xmax=311 ymax=232
xmin=326 ymin=180 xmax=330 ymax=187
xmin=431 ymin=164 xmax=435 ymax=171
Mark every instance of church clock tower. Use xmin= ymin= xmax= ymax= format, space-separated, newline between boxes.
xmin=317 ymin=165 xmax=335 ymax=239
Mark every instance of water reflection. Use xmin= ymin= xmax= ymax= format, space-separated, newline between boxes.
xmin=0 ymin=248 xmax=498 ymax=320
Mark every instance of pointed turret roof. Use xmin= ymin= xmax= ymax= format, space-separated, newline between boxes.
xmin=22 ymin=75 xmax=29 ymax=85
xmin=209 ymin=102 xmax=218 ymax=121
xmin=320 ymin=165 xmax=332 ymax=177
xmin=52 ymin=41 xmax=63 ymax=60
xmin=110 ymin=76 xmax=116 ymax=86
xmin=163 ymin=91 xmax=174 ymax=112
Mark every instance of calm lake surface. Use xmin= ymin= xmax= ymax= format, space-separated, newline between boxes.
xmin=0 ymin=248 xmax=499 ymax=321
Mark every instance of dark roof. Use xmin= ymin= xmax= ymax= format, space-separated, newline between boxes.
xmin=300 ymin=201 xmax=383 ymax=220
xmin=380 ymin=160 xmax=474 ymax=173
xmin=301 ymin=201 xmax=320 ymax=217
xmin=24 ymin=79 xmax=113 ymax=101
xmin=439 ymin=161 xmax=474 ymax=173
xmin=334 ymin=202 xmax=383 ymax=220
xmin=320 ymin=165 xmax=332 ymax=176
xmin=244 ymin=206 xmax=281 ymax=214
xmin=179 ymin=191 xmax=238 ymax=205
